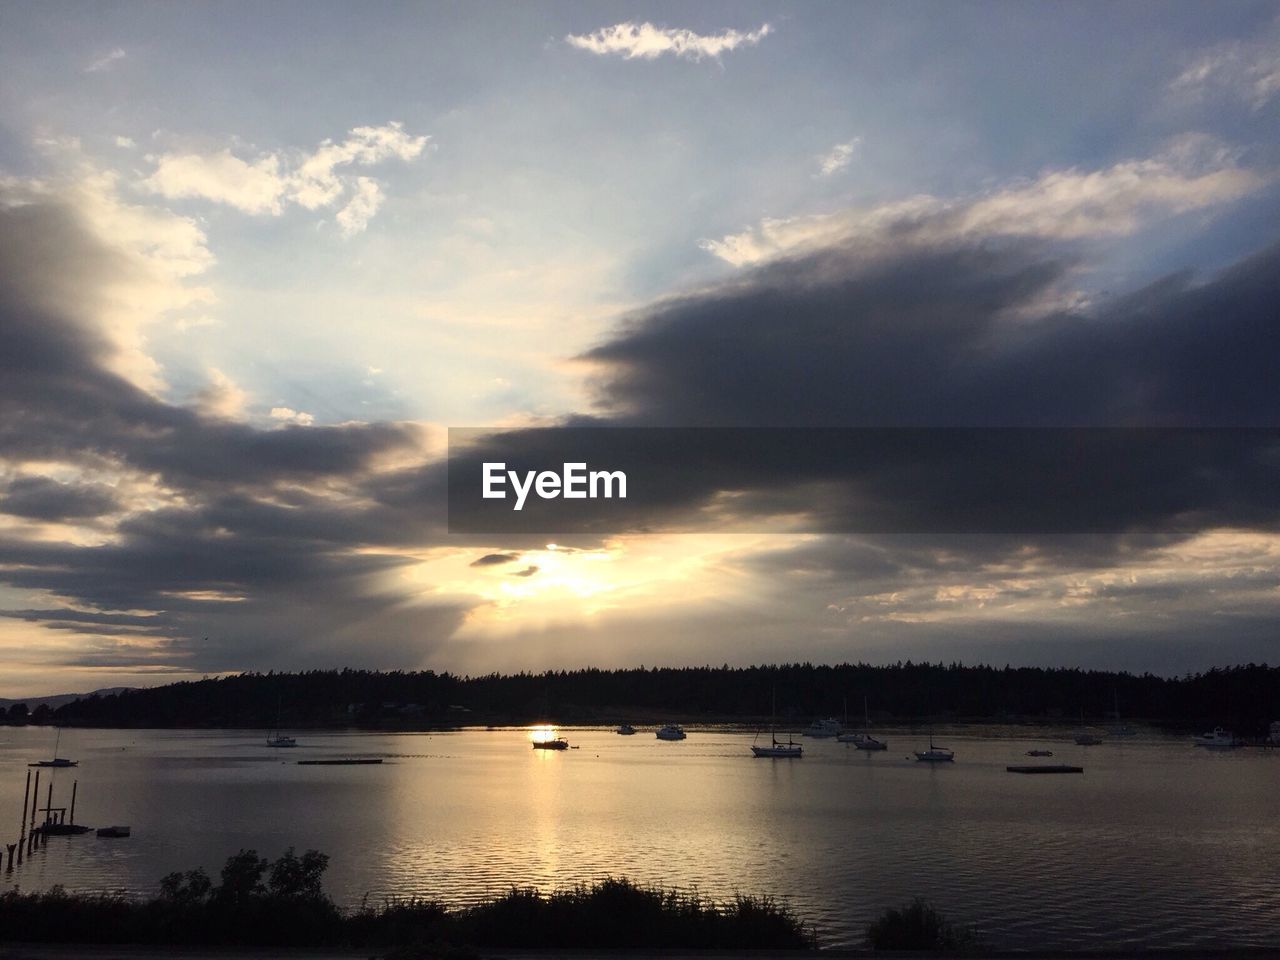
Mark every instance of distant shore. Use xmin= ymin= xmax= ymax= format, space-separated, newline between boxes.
xmin=5 ymin=944 xmax=1280 ymax=960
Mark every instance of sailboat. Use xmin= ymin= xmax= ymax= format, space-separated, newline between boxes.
xmin=914 ymin=726 xmax=954 ymax=763
xmin=1073 ymin=708 xmax=1103 ymax=745
xmin=29 ymin=727 xmax=78 ymax=767
xmin=266 ymin=697 xmax=297 ymax=747
xmin=1105 ymin=690 xmax=1136 ymax=737
xmin=837 ymin=696 xmax=888 ymax=750
xmin=751 ymin=690 xmax=802 ymax=758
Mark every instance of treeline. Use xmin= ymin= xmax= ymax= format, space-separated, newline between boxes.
xmin=0 ymin=848 xmax=813 ymax=951
xmin=34 ymin=661 xmax=1280 ymax=732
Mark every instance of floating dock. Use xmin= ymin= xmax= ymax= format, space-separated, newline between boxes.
xmin=1007 ymin=764 xmax=1083 ymax=774
xmin=297 ymin=758 xmax=383 ymax=765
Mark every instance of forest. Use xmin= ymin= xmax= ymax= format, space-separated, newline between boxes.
xmin=11 ymin=660 xmax=1277 ymax=733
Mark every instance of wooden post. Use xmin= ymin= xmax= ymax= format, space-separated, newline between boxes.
xmin=29 ymin=769 xmax=39 ymax=852
xmin=18 ymin=769 xmax=30 ymax=864
xmin=5 ymin=843 xmax=14 ymax=871
xmin=45 ymin=781 xmax=53 ymax=828
xmin=69 ymin=780 xmax=77 ymax=825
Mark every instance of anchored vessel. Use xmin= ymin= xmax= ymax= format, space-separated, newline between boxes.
xmin=1193 ymin=727 xmax=1243 ymax=749
xmin=914 ymin=730 xmax=954 ymax=763
xmin=752 ymin=691 xmax=802 ymax=758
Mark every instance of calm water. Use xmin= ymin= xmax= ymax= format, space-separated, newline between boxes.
xmin=1 ymin=725 xmax=1277 ymax=949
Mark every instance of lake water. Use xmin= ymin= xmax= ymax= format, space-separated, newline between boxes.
xmin=1 ymin=724 xmax=1277 ymax=950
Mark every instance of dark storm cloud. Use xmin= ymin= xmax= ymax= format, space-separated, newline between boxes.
xmin=470 ymin=553 xmax=520 ymax=566
xmin=0 ymin=476 xmax=119 ymax=520
xmin=0 ymin=201 xmax=422 ymax=492
xmin=585 ymin=239 xmax=1280 ymax=427
xmin=0 ymin=194 xmax=457 ymax=671
xmin=448 ymin=236 xmax=1280 ymax=538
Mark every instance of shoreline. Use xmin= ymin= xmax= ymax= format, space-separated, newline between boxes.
xmin=5 ymin=946 xmax=1280 ymax=960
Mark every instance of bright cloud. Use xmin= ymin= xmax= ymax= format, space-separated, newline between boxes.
xmin=140 ymin=122 xmax=428 ymax=235
xmin=566 ymin=21 xmax=772 ymax=61
xmin=2 ymin=163 xmax=215 ymax=393
xmin=143 ymin=149 xmax=286 ymax=214
xmin=335 ymin=177 xmax=383 ymax=237
xmin=1171 ymin=34 xmax=1280 ymax=110
xmin=84 ymin=48 xmax=126 ymax=73
xmin=197 ymin=368 xmax=248 ymax=420
xmin=817 ymin=139 xmax=860 ymax=177
xmin=702 ymin=137 xmax=1268 ymax=266
xmin=269 ymin=406 xmax=315 ymax=426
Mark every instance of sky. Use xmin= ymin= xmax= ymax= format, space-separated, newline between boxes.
xmin=1 ymin=1 xmax=1278 ymax=695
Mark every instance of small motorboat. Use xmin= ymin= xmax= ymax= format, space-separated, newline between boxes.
xmin=532 ymin=737 xmax=569 ymax=750
xmin=655 ymin=724 xmax=687 ymax=741
xmin=1073 ymin=732 xmax=1104 ymax=746
xmin=1026 ymin=749 xmax=1054 ymax=757
xmin=1193 ymin=727 xmax=1243 ymax=749
xmin=266 ymin=735 xmax=298 ymax=748
xmin=616 ymin=724 xmax=637 ymax=735
xmin=96 ymin=825 xmax=131 ymax=838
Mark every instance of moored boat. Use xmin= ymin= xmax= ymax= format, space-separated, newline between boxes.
xmin=752 ymin=690 xmax=802 ymax=758
xmin=1193 ymin=727 xmax=1243 ymax=749
xmin=29 ymin=728 xmax=78 ymax=767
xmin=837 ymin=697 xmax=887 ymax=750
xmin=655 ymin=724 xmax=687 ymax=740
xmin=803 ymin=717 xmax=842 ymax=738
xmin=532 ymin=737 xmax=569 ymax=750
xmin=914 ymin=729 xmax=954 ymax=763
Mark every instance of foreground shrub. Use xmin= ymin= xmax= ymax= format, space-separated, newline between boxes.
xmin=0 ymin=853 xmax=814 ymax=951
xmin=450 ymin=878 xmax=815 ymax=949
xmin=867 ymin=898 xmax=979 ymax=952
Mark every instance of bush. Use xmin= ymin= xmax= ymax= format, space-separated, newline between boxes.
xmin=0 ymin=855 xmax=815 ymax=951
xmin=867 ymin=898 xmax=979 ymax=952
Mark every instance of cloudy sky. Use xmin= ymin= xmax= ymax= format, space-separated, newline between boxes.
xmin=1 ymin=1 xmax=1278 ymax=695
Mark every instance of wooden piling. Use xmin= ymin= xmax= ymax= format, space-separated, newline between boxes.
xmin=29 ymin=769 xmax=39 ymax=852
xmin=18 ymin=768 xmax=30 ymax=864
xmin=69 ymin=780 xmax=77 ymax=825
xmin=5 ymin=842 xmax=14 ymax=871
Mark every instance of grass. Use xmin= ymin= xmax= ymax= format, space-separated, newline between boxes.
xmin=866 ymin=897 xmax=981 ymax=952
xmin=0 ymin=849 xmax=816 ymax=951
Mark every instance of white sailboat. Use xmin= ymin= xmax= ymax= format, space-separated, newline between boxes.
xmin=914 ymin=726 xmax=954 ymax=763
xmin=1105 ymin=690 xmax=1137 ymax=736
xmin=752 ymin=690 xmax=802 ymax=758
xmin=1073 ymin=708 xmax=1104 ymax=745
xmin=837 ymin=696 xmax=888 ymax=750
xmin=266 ymin=697 xmax=297 ymax=747
xmin=29 ymin=727 xmax=78 ymax=767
